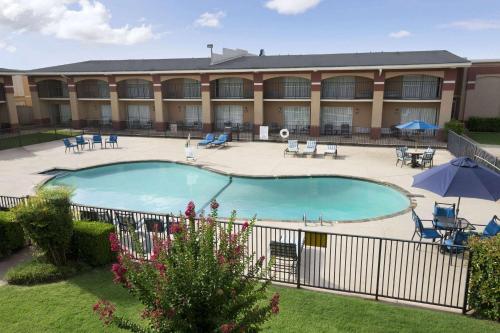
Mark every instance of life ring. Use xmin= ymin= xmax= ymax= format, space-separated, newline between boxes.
xmin=279 ymin=128 xmax=289 ymax=139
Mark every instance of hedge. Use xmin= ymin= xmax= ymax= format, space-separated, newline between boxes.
xmin=0 ymin=211 xmax=25 ymax=258
xmin=71 ymin=221 xmax=115 ymax=266
xmin=467 ymin=235 xmax=500 ymax=321
xmin=466 ymin=117 xmax=500 ymax=132
xmin=5 ymin=260 xmax=78 ymax=285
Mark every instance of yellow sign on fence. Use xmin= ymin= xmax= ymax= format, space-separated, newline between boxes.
xmin=305 ymin=232 xmax=327 ymax=248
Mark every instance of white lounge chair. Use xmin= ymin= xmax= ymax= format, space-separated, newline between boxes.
xmin=284 ymin=140 xmax=299 ymax=157
xmin=303 ymin=140 xmax=317 ymax=156
xmin=324 ymin=144 xmax=337 ymax=159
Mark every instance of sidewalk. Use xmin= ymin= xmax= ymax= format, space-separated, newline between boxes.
xmin=0 ymin=247 xmax=33 ymax=286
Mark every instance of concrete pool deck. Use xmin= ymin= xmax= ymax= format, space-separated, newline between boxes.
xmin=0 ymin=136 xmax=498 ymax=240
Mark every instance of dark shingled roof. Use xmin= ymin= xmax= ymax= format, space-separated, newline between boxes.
xmin=28 ymin=50 xmax=469 ymax=74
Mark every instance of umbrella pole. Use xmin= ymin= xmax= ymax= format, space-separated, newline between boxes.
xmin=456 ymin=197 xmax=461 ymax=217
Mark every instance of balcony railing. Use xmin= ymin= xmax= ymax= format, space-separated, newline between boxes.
xmin=0 ymin=85 xmax=5 ymax=101
xmin=118 ymin=83 xmax=154 ymax=99
xmin=211 ymin=82 xmax=253 ymax=99
xmin=321 ymin=80 xmax=373 ymax=99
xmin=76 ymin=81 xmax=110 ymax=99
xmin=264 ymin=82 xmax=311 ymax=99
xmin=37 ymin=81 xmax=69 ymax=98
xmin=162 ymin=82 xmax=201 ymax=99
xmin=384 ymin=79 xmax=442 ymax=100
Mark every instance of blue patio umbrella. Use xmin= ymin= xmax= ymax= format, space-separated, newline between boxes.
xmin=412 ymin=157 xmax=500 ymax=215
xmin=396 ymin=120 xmax=439 ymax=149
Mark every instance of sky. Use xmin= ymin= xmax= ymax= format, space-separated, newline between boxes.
xmin=0 ymin=0 xmax=499 ymax=70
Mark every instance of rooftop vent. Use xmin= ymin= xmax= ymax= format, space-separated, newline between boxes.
xmin=259 ymin=49 xmax=265 ymax=56
xmin=210 ymin=48 xmax=255 ymax=65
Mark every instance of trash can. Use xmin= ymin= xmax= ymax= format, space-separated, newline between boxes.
xmin=224 ymin=126 xmax=233 ymax=142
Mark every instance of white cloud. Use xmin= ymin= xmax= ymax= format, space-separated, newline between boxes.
xmin=0 ymin=40 xmax=16 ymax=52
xmin=389 ymin=30 xmax=411 ymax=38
xmin=265 ymin=0 xmax=321 ymax=15
xmin=441 ymin=19 xmax=500 ymax=31
xmin=194 ymin=11 xmax=226 ymax=28
xmin=0 ymin=0 xmax=154 ymax=45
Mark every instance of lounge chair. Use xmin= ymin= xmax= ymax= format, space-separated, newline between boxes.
xmin=197 ymin=133 xmax=215 ymax=147
xmin=303 ymin=140 xmax=317 ymax=156
xmin=284 ymin=140 xmax=299 ymax=157
xmin=269 ymin=232 xmax=305 ymax=278
xmin=91 ymin=134 xmax=103 ymax=149
xmin=411 ymin=209 xmax=442 ymax=245
xmin=211 ymin=134 xmax=228 ymax=147
xmin=395 ymin=148 xmax=410 ymax=167
xmin=105 ymin=134 xmax=118 ymax=148
xmin=75 ymin=135 xmax=90 ymax=151
xmin=324 ymin=144 xmax=337 ymax=159
xmin=63 ymin=138 xmax=78 ymax=153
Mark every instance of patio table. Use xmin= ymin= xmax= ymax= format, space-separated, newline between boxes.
xmin=434 ymin=216 xmax=475 ymax=238
xmin=407 ymin=150 xmax=423 ymax=168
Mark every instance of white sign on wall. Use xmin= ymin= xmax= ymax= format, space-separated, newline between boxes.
xmin=259 ymin=126 xmax=269 ymax=140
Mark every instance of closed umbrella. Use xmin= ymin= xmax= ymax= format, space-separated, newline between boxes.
xmin=412 ymin=157 xmax=500 ymax=216
xmin=396 ymin=120 xmax=439 ymax=149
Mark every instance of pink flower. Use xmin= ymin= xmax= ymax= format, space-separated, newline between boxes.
xmin=185 ymin=201 xmax=196 ymax=219
xmin=111 ymin=263 xmax=127 ymax=284
xmin=93 ymin=300 xmax=115 ymax=325
xmin=242 ymin=221 xmax=249 ymax=231
xmin=270 ymin=293 xmax=280 ymax=314
xmin=169 ymin=223 xmax=182 ymax=234
xmin=257 ymin=255 xmax=266 ymax=266
xmin=210 ymin=200 xmax=219 ymax=210
xmin=154 ymin=262 xmax=166 ymax=275
xmin=109 ymin=233 xmax=120 ymax=252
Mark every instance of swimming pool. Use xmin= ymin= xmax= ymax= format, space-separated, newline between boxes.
xmin=45 ymin=161 xmax=410 ymax=222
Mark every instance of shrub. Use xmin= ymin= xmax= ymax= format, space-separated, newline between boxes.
xmin=444 ymin=119 xmax=465 ymax=135
xmin=13 ymin=187 xmax=73 ymax=266
xmin=0 ymin=211 xmax=25 ymax=258
xmin=5 ymin=259 xmax=78 ymax=285
xmin=466 ymin=117 xmax=500 ymax=132
xmin=467 ymin=235 xmax=500 ymax=321
xmin=94 ymin=201 xmax=279 ymax=332
xmin=72 ymin=221 xmax=116 ymax=266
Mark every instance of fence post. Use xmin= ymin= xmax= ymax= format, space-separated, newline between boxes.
xmin=296 ymin=228 xmax=302 ymax=289
xmin=375 ymin=238 xmax=383 ymax=301
xmin=462 ymin=250 xmax=473 ymax=314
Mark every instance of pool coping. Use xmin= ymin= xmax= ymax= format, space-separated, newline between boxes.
xmin=38 ymin=159 xmax=416 ymax=224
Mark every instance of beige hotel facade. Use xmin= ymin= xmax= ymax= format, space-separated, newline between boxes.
xmin=0 ymin=49 xmax=477 ymax=139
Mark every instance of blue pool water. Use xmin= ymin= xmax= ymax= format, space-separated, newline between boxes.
xmin=45 ymin=161 xmax=410 ymax=221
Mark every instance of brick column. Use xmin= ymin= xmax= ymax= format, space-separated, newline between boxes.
xmin=108 ymin=76 xmax=124 ymax=130
xmin=253 ymin=73 xmax=263 ymax=135
xmin=310 ymin=72 xmax=321 ymax=137
xmin=68 ymin=78 xmax=84 ymax=129
xmin=28 ymin=77 xmax=47 ymax=124
xmin=3 ymin=76 xmax=19 ymax=129
xmin=438 ymin=69 xmax=457 ymax=140
xmin=152 ymin=75 xmax=165 ymax=131
xmin=370 ymin=71 xmax=385 ymax=139
xmin=201 ymin=74 xmax=212 ymax=133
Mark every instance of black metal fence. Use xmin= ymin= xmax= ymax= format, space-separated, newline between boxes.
xmin=447 ymin=131 xmax=500 ymax=172
xmin=0 ymin=194 xmax=472 ymax=312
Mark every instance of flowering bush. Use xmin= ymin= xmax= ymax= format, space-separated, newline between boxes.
xmin=94 ymin=201 xmax=279 ymax=332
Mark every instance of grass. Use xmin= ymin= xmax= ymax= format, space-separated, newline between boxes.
xmin=466 ymin=132 xmax=500 ymax=145
xmin=0 ymin=269 xmax=498 ymax=333
xmin=0 ymin=130 xmax=75 ymax=150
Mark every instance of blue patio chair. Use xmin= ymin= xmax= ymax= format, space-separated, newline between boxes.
xmin=63 ymin=138 xmax=78 ymax=153
xmin=303 ymin=140 xmax=317 ymax=156
xmin=105 ymin=134 xmax=118 ymax=148
xmin=482 ymin=215 xmax=500 ymax=238
xmin=211 ymin=134 xmax=228 ymax=147
xmin=411 ymin=209 xmax=442 ymax=245
xmin=75 ymin=135 xmax=90 ymax=150
xmin=441 ymin=215 xmax=499 ymax=253
xmin=92 ymin=134 xmax=103 ymax=149
xmin=197 ymin=133 xmax=215 ymax=147
xmin=432 ymin=202 xmax=456 ymax=230
xmin=284 ymin=140 xmax=299 ymax=157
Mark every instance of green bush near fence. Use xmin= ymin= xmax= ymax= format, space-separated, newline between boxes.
xmin=71 ymin=221 xmax=115 ymax=266
xmin=0 ymin=211 xmax=25 ymax=258
xmin=467 ymin=235 xmax=500 ymax=321
xmin=466 ymin=117 xmax=500 ymax=132
xmin=5 ymin=259 xmax=80 ymax=285
xmin=445 ymin=119 xmax=465 ymax=135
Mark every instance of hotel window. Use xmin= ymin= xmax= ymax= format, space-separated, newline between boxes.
xmin=215 ymin=105 xmax=243 ymax=128
xmin=217 ymin=78 xmax=244 ymax=98
xmin=127 ymin=104 xmax=151 ymax=126
xmin=400 ymin=107 xmax=437 ymax=133
xmin=283 ymin=77 xmax=310 ymax=98
xmin=283 ymin=106 xmax=310 ymax=129
xmin=183 ymin=79 xmax=201 ymax=98
xmin=100 ymin=104 xmax=112 ymax=125
xmin=402 ymin=75 xmax=440 ymax=99
xmin=322 ymin=77 xmax=356 ymax=99
xmin=320 ymin=106 xmax=353 ymax=130
xmin=185 ymin=105 xmax=201 ymax=125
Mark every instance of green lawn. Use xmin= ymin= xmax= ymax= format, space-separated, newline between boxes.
xmin=466 ymin=132 xmax=500 ymax=145
xmin=0 ymin=269 xmax=498 ymax=333
xmin=0 ymin=130 xmax=75 ymax=151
